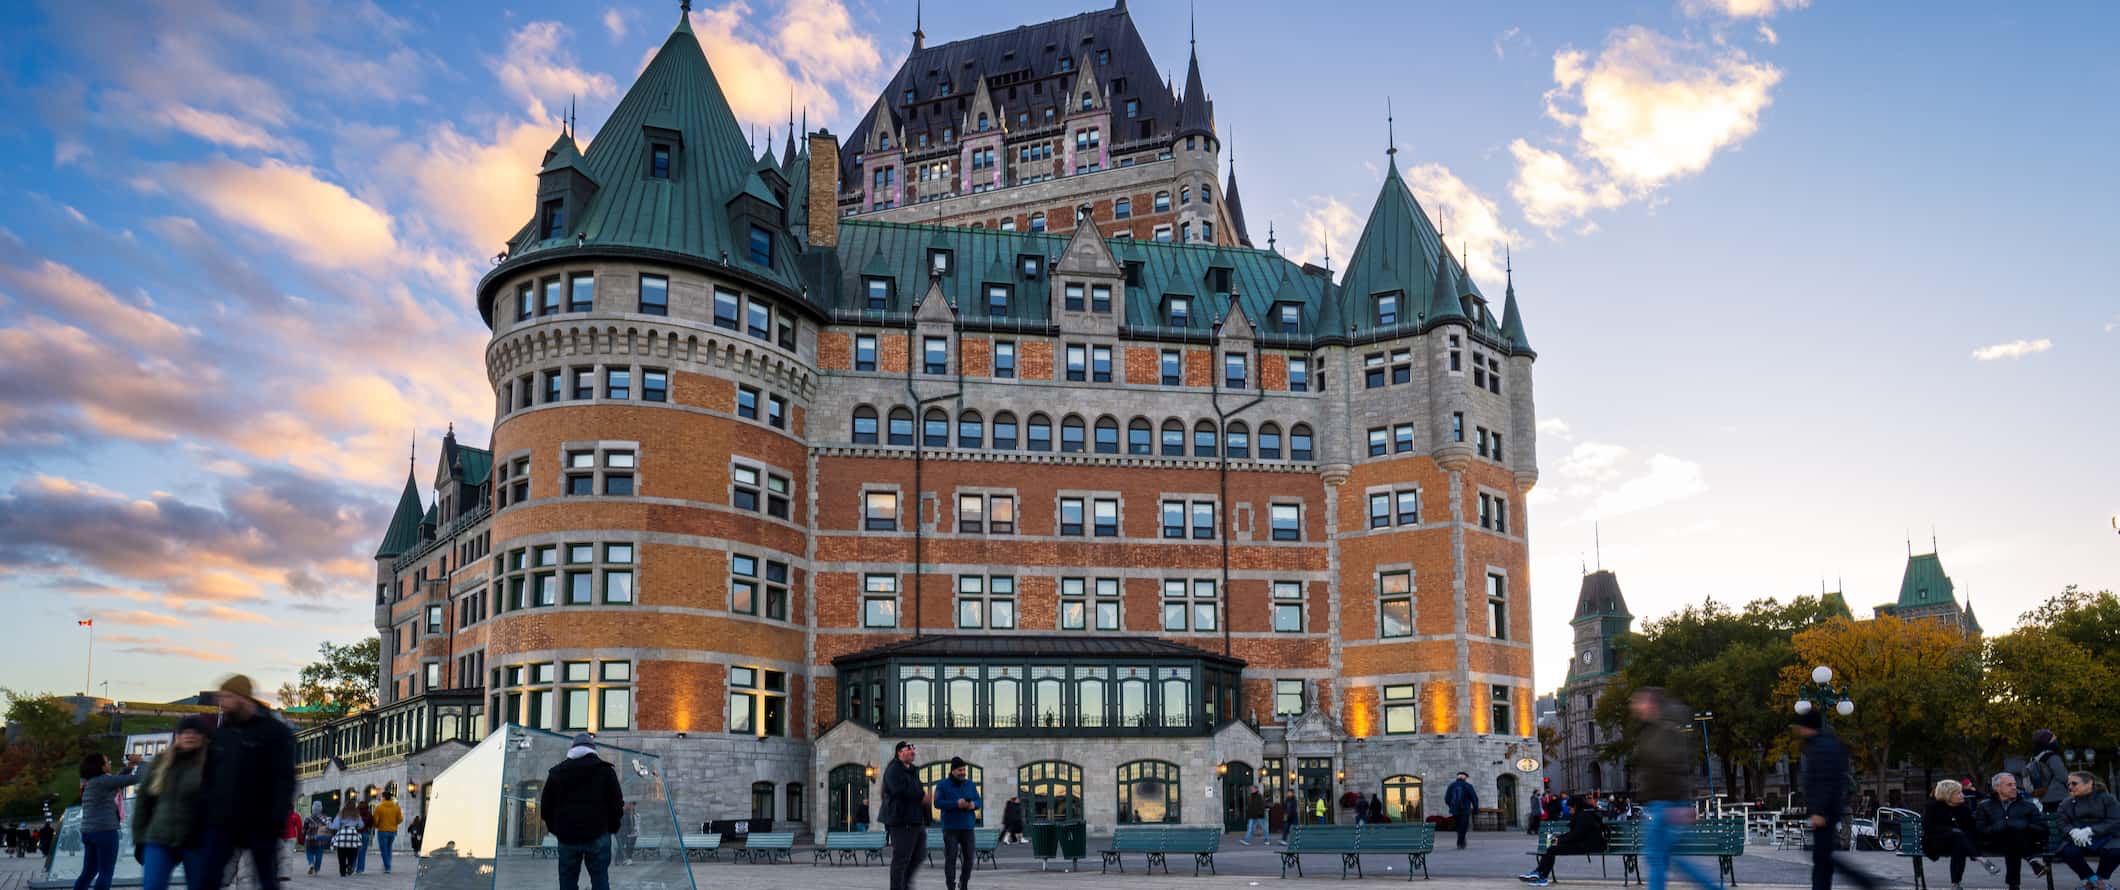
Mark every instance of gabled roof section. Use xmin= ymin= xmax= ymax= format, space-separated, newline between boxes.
xmin=1338 ymin=159 xmax=1451 ymax=329
xmin=456 ymin=445 xmax=493 ymax=488
xmin=538 ymin=131 xmax=590 ymax=176
xmin=503 ymin=10 xmax=800 ymax=292
xmin=1896 ymin=552 xmax=1958 ymax=609
xmin=1571 ymin=569 xmax=1631 ymax=622
xmin=374 ymin=470 xmax=425 ymax=560
xmin=840 ymin=3 xmax=1180 ymax=187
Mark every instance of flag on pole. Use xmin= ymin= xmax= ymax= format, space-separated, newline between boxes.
xmin=79 ymin=619 xmax=93 ymax=627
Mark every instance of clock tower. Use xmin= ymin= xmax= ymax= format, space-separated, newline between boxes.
xmin=1556 ymin=570 xmax=1632 ymax=793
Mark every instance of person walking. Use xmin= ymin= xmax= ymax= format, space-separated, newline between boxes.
xmin=1521 ymin=793 xmax=1608 ymax=885
xmin=1000 ymin=797 xmax=1022 ymax=845
xmin=279 ymin=802 xmax=301 ymax=880
xmin=1795 ymin=707 xmax=1876 ymax=890
xmin=880 ymin=741 xmax=929 ymax=890
xmin=2053 ymin=771 xmax=2120 ymax=890
xmin=351 ymin=798 xmax=373 ymax=875
xmin=616 ymin=802 xmax=638 ymax=866
xmin=1976 ymin=772 xmax=2049 ymax=890
xmin=328 ymin=803 xmax=363 ymax=877
xmin=1634 ymin=688 xmax=1725 ymax=890
xmin=1279 ymin=793 xmax=1297 ymax=844
xmin=73 ymin=751 xmax=143 ymax=890
xmin=1528 ymin=790 xmax=1544 ymax=835
xmin=1445 ymin=772 xmax=1478 ymax=849
xmin=302 ymin=804 xmax=332 ymax=876
xmin=935 ymin=758 xmax=981 ymax=890
xmin=1368 ymin=794 xmax=1387 ymax=825
xmin=1241 ymin=788 xmax=1266 ymax=845
xmin=538 ymin=733 xmax=624 ymax=890
xmin=1924 ymin=779 xmax=1998 ymax=890
xmin=406 ymin=811 xmax=425 ymax=858
xmin=853 ymin=796 xmax=872 ymax=835
xmin=202 ymin=675 xmax=296 ymax=889
xmin=371 ymin=791 xmax=402 ymax=874
xmin=133 ymin=716 xmax=214 ymax=890
xmin=2027 ymin=731 xmax=2071 ymax=810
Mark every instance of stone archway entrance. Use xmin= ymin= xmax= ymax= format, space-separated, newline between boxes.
xmin=1221 ymin=762 xmax=1254 ymax=831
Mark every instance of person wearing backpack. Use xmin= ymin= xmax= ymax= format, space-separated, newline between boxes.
xmin=2026 ymin=731 xmax=2070 ymax=810
xmin=302 ymin=803 xmax=332 ymax=876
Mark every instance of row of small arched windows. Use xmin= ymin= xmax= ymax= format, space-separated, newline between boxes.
xmin=851 ymin=407 xmax=1314 ymax=461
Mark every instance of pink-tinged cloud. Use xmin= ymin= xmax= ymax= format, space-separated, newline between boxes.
xmin=0 ymin=253 xmax=193 ymax=350
xmin=493 ymin=22 xmax=617 ymax=121
xmin=172 ymin=159 xmax=398 ymax=269
xmin=100 ymin=633 xmax=236 ymax=665
xmin=94 ymin=609 xmax=189 ymax=629
xmin=154 ymin=104 xmax=282 ymax=151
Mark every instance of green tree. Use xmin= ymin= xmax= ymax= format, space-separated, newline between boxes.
xmin=0 ymin=691 xmax=93 ymax=819
xmin=291 ymin=639 xmax=381 ymax=719
xmin=1782 ymin=615 xmax=1982 ymax=805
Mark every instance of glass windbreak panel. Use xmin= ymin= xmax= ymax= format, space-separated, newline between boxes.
xmin=414 ymin=724 xmax=693 ymax=890
xmin=45 ymin=796 xmax=143 ymax=884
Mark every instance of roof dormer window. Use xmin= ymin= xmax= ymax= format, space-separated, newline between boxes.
xmin=748 ymin=226 xmax=773 ymax=267
xmin=1059 ymin=56 xmax=1073 ymax=72
xmin=878 ymin=131 xmax=892 ymax=150
xmin=1019 ymin=255 xmax=1042 ymax=278
xmin=977 ymin=113 xmax=990 ymax=132
xmin=1276 ymin=303 xmax=1301 ymax=333
xmin=1081 ymin=92 xmax=1094 ymax=111
xmin=1167 ymin=296 xmax=1191 ymax=327
xmin=540 ymin=199 xmax=566 ymax=240
xmin=864 ymin=277 xmax=892 ymax=312
xmin=1375 ymin=292 xmax=1400 ymax=327
xmin=929 ymin=249 xmax=952 ymax=277
xmin=649 ymin=143 xmax=671 ymax=179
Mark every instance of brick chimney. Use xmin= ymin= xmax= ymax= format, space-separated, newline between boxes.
xmin=806 ymin=130 xmax=839 ymax=248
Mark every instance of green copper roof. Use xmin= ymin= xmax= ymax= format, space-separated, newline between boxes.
xmin=1499 ymin=270 xmax=1532 ymax=355
xmin=1340 ymin=159 xmax=1467 ymax=330
xmin=504 ymin=11 xmax=800 ymax=291
xmin=374 ymin=471 xmax=425 ymax=560
xmin=1895 ymin=552 xmax=1957 ymax=609
xmin=456 ymin=445 xmax=493 ymax=488
xmin=538 ymin=132 xmax=590 ymax=175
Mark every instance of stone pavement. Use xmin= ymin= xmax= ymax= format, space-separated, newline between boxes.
xmin=3 ymin=830 xmax=1962 ymax=889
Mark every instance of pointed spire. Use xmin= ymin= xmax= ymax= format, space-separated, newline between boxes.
xmin=1386 ymin=97 xmax=1397 ymax=160
xmin=675 ymin=0 xmax=693 ymax=33
xmin=1499 ymin=245 xmax=1533 ymax=355
xmin=913 ymin=0 xmax=925 ymax=49
xmin=375 ymin=454 xmax=427 ymax=560
xmin=1267 ymin=221 xmax=1276 ymax=253
xmin=1176 ymin=19 xmax=1213 ymax=140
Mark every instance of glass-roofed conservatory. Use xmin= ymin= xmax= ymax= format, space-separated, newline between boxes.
xmin=833 ymin=635 xmax=1246 ymax=737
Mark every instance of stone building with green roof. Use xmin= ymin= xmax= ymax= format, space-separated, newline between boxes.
xmin=1872 ymin=548 xmax=1981 ymax=634
xmin=357 ymin=1 xmax=1547 ymax=835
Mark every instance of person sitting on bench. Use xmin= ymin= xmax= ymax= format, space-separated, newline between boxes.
xmin=1976 ymin=773 xmax=2048 ymax=890
xmin=1520 ymin=794 xmax=1607 ymax=886
xmin=2055 ymin=772 xmax=2120 ymax=890
xmin=1925 ymin=779 xmax=1999 ymax=890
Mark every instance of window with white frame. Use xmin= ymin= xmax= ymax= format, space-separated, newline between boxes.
xmin=1272 ymin=581 xmax=1303 ymax=632
xmin=1383 ymin=684 xmax=1417 ymax=734
xmin=1275 ymin=679 xmax=1306 ymax=717
xmin=956 ymin=575 xmax=1016 ymax=629
xmin=862 ymin=574 xmax=898 ymax=627
xmin=1160 ymin=579 xmax=1217 ymax=632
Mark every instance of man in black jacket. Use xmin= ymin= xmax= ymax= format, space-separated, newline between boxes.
xmin=1797 ymin=710 xmax=1878 ymax=890
xmin=1521 ymin=794 xmax=1608 ymax=885
xmin=540 ymin=733 xmax=625 ymax=890
xmin=881 ymin=741 xmax=930 ymax=890
xmin=1976 ymin=772 xmax=2048 ymax=890
xmin=201 ymin=674 xmax=295 ymax=890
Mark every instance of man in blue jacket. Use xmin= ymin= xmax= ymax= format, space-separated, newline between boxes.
xmin=934 ymin=757 xmax=983 ymax=890
xmin=1445 ymin=773 xmax=1479 ymax=849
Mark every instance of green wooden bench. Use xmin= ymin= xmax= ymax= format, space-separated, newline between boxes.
xmin=814 ymin=830 xmax=885 ymax=866
xmin=1886 ymin=810 xmax=1932 ymax=890
xmin=628 ymin=834 xmax=669 ymax=861
xmin=1279 ymin=824 xmax=1435 ymax=880
xmin=679 ymin=832 xmax=721 ymax=862
xmin=923 ymin=828 xmax=1002 ymax=870
xmin=2037 ymin=813 xmax=2112 ymax=890
xmin=1099 ymin=825 xmax=1223 ymax=875
xmin=1613 ymin=816 xmax=1744 ymax=887
xmin=733 ymin=831 xmax=794 ymax=864
xmin=1527 ymin=820 xmax=1634 ymax=882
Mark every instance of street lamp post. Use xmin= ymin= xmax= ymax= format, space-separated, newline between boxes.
xmin=1792 ymin=665 xmax=1855 ymax=720
xmin=1694 ymin=711 xmax=1717 ymax=802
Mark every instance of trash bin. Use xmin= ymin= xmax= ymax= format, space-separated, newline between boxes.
xmin=1058 ymin=821 xmax=1086 ymax=862
xmin=1028 ymin=822 xmax=1058 ymax=860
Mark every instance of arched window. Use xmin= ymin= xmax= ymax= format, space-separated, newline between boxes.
xmin=827 ymin=763 xmax=870 ymax=832
xmin=1116 ymin=760 xmax=1181 ymax=824
xmin=1290 ymin=424 xmax=1314 ymax=461
xmin=1027 ymin=413 xmax=1053 ymax=451
xmin=1017 ymin=761 xmax=1084 ymax=823
xmin=993 ymin=412 xmax=1019 ymax=450
xmin=1060 ymin=415 xmax=1086 ymax=453
xmin=1127 ymin=418 xmax=1152 ymax=455
xmin=1154 ymin=191 xmax=1171 ymax=212
xmin=1161 ymin=420 xmax=1185 ymax=457
xmin=1081 ymin=92 xmax=1094 ymax=111
xmin=1116 ymin=667 xmax=1150 ymax=727
xmin=1181 ymin=186 xmax=1191 ymax=205
xmin=852 ymin=406 xmax=879 ymax=444
xmin=901 ymin=666 xmax=934 ymax=728
xmin=977 ymin=112 xmax=990 ymax=131
xmin=888 ymin=407 xmax=914 ymax=445
xmin=924 ymin=408 xmax=949 ymax=447
xmin=1258 ymin=423 xmax=1283 ymax=460
xmin=1382 ymin=775 xmax=1424 ymax=822
xmin=1200 ymin=182 xmax=1213 ymax=206
xmin=919 ymin=761 xmax=985 ymax=823
xmin=1093 ymin=416 xmax=1119 ymax=454
xmin=990 ymin=667 xmax=1022 ymax=728
xmin=958 ymin=410 xmax=984 ymax=449
xmin=1193 ymin=420 xmax=1218 ymax=458
xmin=1075 ymin=668 xmax=1106 ymax=727
xmin=1226 ymin=421 xmax=1250 ymax=458
xmin=1030 ymin=212 xmax=1047 ymax=233
xmin=1115 ymin=197 xmax=1132 ymax=219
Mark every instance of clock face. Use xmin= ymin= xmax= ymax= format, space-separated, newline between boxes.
xmin=1516 ymin=757 xmax=1540 ymax=773
xmin=1580 ymin=651 xmax=1594 ymax=664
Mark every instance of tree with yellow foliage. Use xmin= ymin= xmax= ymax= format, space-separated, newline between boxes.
xmin=1782 ymin=616 xmax=1981 ymax=806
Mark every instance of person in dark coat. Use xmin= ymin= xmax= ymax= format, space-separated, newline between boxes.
xmin=1368 ymin=794 xmax=1387 ymax=825
xmin=1445 ymin=773 xmax=1478 ymax=849
xmin=1242 ymin=789 xmax=1267 ymax=845
xmin=1000 ymin=797 xmax=1023 ymax=845
xmin=134 ymin=716 xmax=214 ymax=890
xmin=538 ymin=733 xmax=624 ymax=890
xmin=1521 ymin=794 xmax=1608 ymax=884
xmin=406 ymin=812 xmax=425 ymax=856
xmin=2054 ymin=771 xmax=2120 ymax=888
xmin=1975 ymin=772 xmax=2047 ymax=890
xmin=1797 ymin=708 xmax=1879 ymax=890
xmin=880 ymin=741 xmax=929 ymax=890
xmin=1923 ymin=779 xmax=1997 ymax=890
xmin=202 ymin=675 xmax=296 ymax=889
xmin=2026 ymin=730 xmax=2070 ymax=810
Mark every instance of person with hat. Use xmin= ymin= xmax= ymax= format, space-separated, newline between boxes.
xmin=934 ymin=757 xmax=982 ymax=890
xmin=880 ymin=741 xmax=930 ymax=890
xmin=1796 ymin=707 xmax=1877 ymax=890
xmin=539 ymin=733 xmax=623 ymax=890
xmin=134 ymin=715 xmax=214 ymax=890
xmin=2027 ymin=730 xmax=2070 ymax=810
xmin=203 ymin=674 xmax=295 ymax=889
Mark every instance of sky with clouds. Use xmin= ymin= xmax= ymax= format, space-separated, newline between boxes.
xmin=0 ymin=0 xmax=2113 ymax=704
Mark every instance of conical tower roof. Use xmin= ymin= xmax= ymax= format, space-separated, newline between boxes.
xmin=1338 ymin=158 xmax=1451 ymax=327
xmin=374 ymin=468 xmax=426 ymax=560
xmin=1499 ymin=257 xmax=1534 ymax=356
xmin=1224 ymin=160 xmax=1252 ymax=247
xmin=1176 ymin=48 xmax=1213 ymax=139
xmin=1571 ymin=569 xmax=1631 ymax=622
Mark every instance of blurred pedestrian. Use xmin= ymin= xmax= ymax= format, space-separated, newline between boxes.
xmin=74 ymin=751 xmax=143 ymax=890
xmin=853 ymin=796 xmax=871 ymax=835
xmin=329 ymin=803 xmax=362 ymax=876
xmin=279 ymin=803 xmax=300 ymax=879
xmin=1241 ymin=787 xmax=1266 ymax=844
xmin=881 ymin=741 xmax=929 ymax=890
xmin=2053 ymin=771 xmax=2119 ymax=890
xmin=1923 ymin=779 xmax=1996 ymax=890
xmin=134 ymin=716 xmax=214 ymax=890
xmin=352 ymin=797 xmax=373 ymax=874
xmin=538 ymin=733 xmax=624 ymax=890
xmin=202 ymin=675 xmax=296 ymax=889
xmin=1975 ymin=772 xmax=2047 ymax=890
xmin=1796 ymin=708 xmax=1875 ymax=890
xmin=1634 ymin=688 xmax=1723 ymax=890
xmin=1445 ymin=773 xmax=1478 ymax=848
xmin=1279 ymin=793 xmax=1297 ymax=844
xmin=617 ymin=802 xmax=638 ymax=866
xmin=407 ymin=811 xmax=425 ymax=857
xmin=1000 ymin=797 xmax=1022 ymax=845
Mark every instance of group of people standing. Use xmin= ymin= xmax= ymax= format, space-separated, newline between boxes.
xmin=877 ymin=742 xmax=985 ymax=890
xmin=5 ymin=821 xmax=56 ymax=860
xmin=299 ymin=789 xmax=412 ymax=877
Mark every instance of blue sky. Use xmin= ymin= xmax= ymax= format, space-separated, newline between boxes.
xmin=0 ymin=0 xmax=2113 ymax=704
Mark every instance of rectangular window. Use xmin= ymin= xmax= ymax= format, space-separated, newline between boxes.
xmin=1452 ymin=412 xmax=1465 ymax=443
xmin=516 ymin=284 xmax=534 ymax=322
xmin=605 ymin=368 xmax=631 ymax=400
xmin=1288 ymin=357 xmax=1308 ymax=393
xmin=748 ymin=225 xmax=773 ymax=267
xmin=746 ymin=299 xmax=771 ymax=340
xmin=1368 ymin=493 xmax=1391 ymax=529
xmin=863 ymin=491 xmax=899 ymax=531
xmin=638 ymin=275 xmax=669 ymax=316
xmin=778 ymin=314 xmax=796 ymax=350
xmin=1277 ymin=303 xmax=1301 ymax=333
xmin=987 ymin=285 xmax=1009 ymax=316
xmin=1396 ymin=490 xmax=1420 ymax=526
xmin=1092 ymin=498 xmax=1119 ymax=537
xmin=544 ymin=370 xmax=563 ymax=403
xmin=1091 ymin=345 xmax=1112 ymax=382
xmin=1392 ymin=349 xmax=1412 ymax=385
xmin=1379 ymin=571 xmax=1413 ymax=638
xmin=541 ymin=199 xmax=565 ymax=240
xmin=862 ymin=575 xmax=897 ymax=628
xmin=1383 ymin=684 xmax=1417 ymax=734
xmin=1161 ymin=350 xmax=1182 ymax=386
xmin=641 ymin=369 xmax=667 ymax=402
xmin=1161 ymin=501 xmax=1185 ymax=539
xmin=855 ymin=334 xmax=878 ymax=371
xmin=730 ymin=554 xmax=758 ymax=614
xmin=1065 ymin=344 xmax=1086 ymax=381
xmin=1272 ymin=581 xmax=1303 ymax=632
xmin=572 ymin=367 xmax=594 ymax=400
xmin=1167 ymin=297 xmax=1190 ymax=327
xmin=1223 ymin=353 xmax=1247 ymax=389
xmin=1375 ymin=292 xmax=1399 ymax=326
xmin=1091 ymin=285 xmax=1112 ymax=313
xmin=1269 ymin=504 xmax=1300 ymax=541
xmin=650 ymin=144 xmax=671 ymax=179
xmin=865 ymin=279 xmax=890 ymax=312
xmin=1368 ymin=427 xmax=1388 ymax=457
xmin=1064 ymin=283 xmax=1085 ymax=312
xmin=767 ymin=394 xmax=785 ymax=429
xmin=1095 ymin=578 xmax=1121 ymax=630
xmin=713 ymin=289 xmax=741 ymax=331
xmin=1491 ymin=685 xmax=1513 ymax=735
xmin=1275 ymin=680 xmax=1305 ymax=717
xmin=1487 ymin=573 xmax=1508 ymax=640
xmin=1190 ymin=501 xmax=1214 ymax=540
xmin=1393 ymin=424 xmax=1414 ymax=453
xmin=1364 ymin=353 xmax=1386 ymax=389
xmin=737 ymin=386 xmax=759 ymax=419
xmin=993 ymin=341 xmax=1015 ymax=378
xmin=924 ymin=337 xmax=948 ymax=375
xmin=568 ymin=274 xmax=594 ymax=312
xmin=1058 ymin=497 xmax=1084 ymax=536
xmin=957 ymin=493 xmax=985 ymax=533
